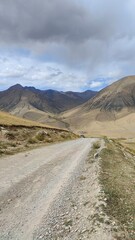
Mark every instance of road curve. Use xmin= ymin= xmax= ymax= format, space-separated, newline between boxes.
xmin=0 ymin=138 xmax=95 ymax=240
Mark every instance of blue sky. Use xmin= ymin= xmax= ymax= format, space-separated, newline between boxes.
xmin=0 ymin=0 xmax=135 ymax=92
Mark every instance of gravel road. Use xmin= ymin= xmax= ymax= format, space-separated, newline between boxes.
xmin=0 ymin=138 xmax=96 ymax=240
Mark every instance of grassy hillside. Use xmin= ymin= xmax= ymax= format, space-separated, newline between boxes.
xmin=0 ymin=111 xmax=78 ymax=156
xmin=0 ymin=111 xmax=46 ymax=127
xmin=0 ymin=111 xmax=67 ymax=130
xmin=99 ymin=138 xmax=135 ymax=239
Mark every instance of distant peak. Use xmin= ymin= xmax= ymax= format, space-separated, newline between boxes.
xmin=9 ymin=84 xmax=23 ymax=90
xmin=84 ymin=90 xmax=97 ymax=93
xmin=24 ymin=86 xmax=36 ymax=91
xmin=45 ymin=89 xmax=58 ymax=92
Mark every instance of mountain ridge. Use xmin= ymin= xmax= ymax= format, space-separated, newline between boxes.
xmin=0 ymin=84 xmax=97 ymax=114
xmin=83 ymin=76 xmax=135 ymax=112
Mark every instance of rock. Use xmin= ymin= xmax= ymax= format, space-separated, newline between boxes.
xmin=0 ymin=127 xmax=5 ymax=131
xmin=94 ymin=153 xmax=99 ymax=159
xmin=81 ymin=229 xmax=87 ymax=234
xmin=0 ymin=127 xmax=8 ymax=136
xmin=39 ymin=235 xmax=44 ymax=239
xmin=36 ymin=130 xmax=48 ymax=136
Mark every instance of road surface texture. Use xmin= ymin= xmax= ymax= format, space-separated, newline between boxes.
xmin=0 ymin=139 xmax=115 ymax=240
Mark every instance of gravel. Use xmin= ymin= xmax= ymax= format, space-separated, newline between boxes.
xmin=0 ymin=138 xmax=115 ymax=240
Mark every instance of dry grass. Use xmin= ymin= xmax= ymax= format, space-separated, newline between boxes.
xmin=114 ymin=138 xmax=135 ymax=155
xmin=93 ymin=141 xmax=100 ymax=149
xmin=99 ymin=138 xmax=135 ymax=239
xmin=62 ymin=107 xmax=135 ymax=138
xmin=0 ymin=126 xmax=78 ymax=156
xmin=0 ymin=111 xmax=68 ymax=131
xmin=0 ymin=112 xmax=78 ymax=156
xmin=0 ymin=111 xmax=45 ymax=127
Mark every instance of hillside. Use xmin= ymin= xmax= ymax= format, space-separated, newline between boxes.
xmin=0 ymin=111 xmax=70 ymax=131
xmin=0 ymin=111 xmax=77 ymax=156
xmin=83 ymin=76 xmax=135 ymax=112
xmin=0 ymin=111 xmax=46 ymax=127
xmin=62 ymin=76 xmax=135 ymax=137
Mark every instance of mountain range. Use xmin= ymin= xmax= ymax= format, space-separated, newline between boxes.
xmin=0 ymin=76 xmax=135 ymax=137
xmin=0 ymin=84 xmax=97 ymax=129
xmin=0 ymin=84 xmax=97 ymax=114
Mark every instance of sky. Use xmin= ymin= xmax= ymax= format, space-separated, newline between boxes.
xmin=0 ymin=0 xmax=135 ymax=92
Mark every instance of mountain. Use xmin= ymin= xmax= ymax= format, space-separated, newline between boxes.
xmin=83 ymin=76 xmax=135 ymax=112
xmin=1 ymin=76 xmax=135 ymax=137
xmin=0 ymin=84 xmax=97 ymax=114
xmin=0 ymin=84 xmax=97 ymax=129
xmin=62 ymin=76 xmax=135 ymax=137
xmin=64 ymin=90 xmax=96 ymax=102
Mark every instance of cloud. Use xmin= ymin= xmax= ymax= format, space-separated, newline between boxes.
xmin=0 ymin=0 xmax=135 ymax=90
xmin=0 ymin=0 xmax=90 ymax=44
xmin=0 ymin=53 xmax=91 ymax=91
xmin=89 ymin=81 xmax=103 ymax=89
xmin=0 ymin=0 xmax=134 ymax=45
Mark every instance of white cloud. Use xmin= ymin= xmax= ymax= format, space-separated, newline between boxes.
xmin=0 ymin=53 xmax=92 ymax=91
xmin=0 ymin=0 xmax=135 ymax=91
xmin=89 ymin=81 xmax=102 ymax=89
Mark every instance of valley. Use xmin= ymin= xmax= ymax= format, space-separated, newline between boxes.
xmin=1 ymin=76 xmax=135 ymax=138
xmin=0 ymin=76 xmax=135 ymax=240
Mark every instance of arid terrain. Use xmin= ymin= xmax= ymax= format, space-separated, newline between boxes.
xmin=0 ymin=84 xmax=97 ymax=129
xmin=0 ymin=76 xmax=135 ymax=240
xmin=0 ymin=138 xmax=134 ymax=240
xmin=0 ymin=0 xmax=135 ymax=239
xmin=61 ymin=76 xmax=135 ymax=138
xmin=0 ymin=111 xmax=77 ymax=156
xmin=1 ymin=76 xmax=135 ymax=138
xmin=0 ymin=139 xmax=98 ymax=240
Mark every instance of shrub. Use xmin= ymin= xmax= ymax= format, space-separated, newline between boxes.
xmin=93 ymin=141 xmax=100 ymax=149
xmin=35 ymin=131 xmax=46 ymax=141
xmin=5 ymin=132 xmax=16 ymax=140
xmin=28 ymin=137 xmax=37 ymax=144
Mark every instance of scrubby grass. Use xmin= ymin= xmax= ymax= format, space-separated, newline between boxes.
xmin=80 ymin=175 xmax=86 ymax=181
xmin=64 ymin=219 xmax=73 ymax=227
xmin=0 ymin=125 xmax=78 ymax=156
xmin=0 ymin=112 xmax=78 ymax=156
xmin=28 ymin=137 xmax=38 ymax=144
xmin=35 ymin=132 xmax=45 ymax=141
xmin=0 ymin=111 xmax=70 ymax=131
xmin=114 ymin=138 xmax=135 ymax=156
xmin=93 ymin=141 xmax=101 ymax=149
xmin=99 ymin=139 xmax=135 ymax=239
xmin=0 ymin=111 xmax=46 ymax=127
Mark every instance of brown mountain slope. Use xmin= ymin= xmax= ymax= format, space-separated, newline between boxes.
xmin=83 ymin=76 xmax=135 ymax=112
xmin=62 ymin=76 xmax=135 ymax=137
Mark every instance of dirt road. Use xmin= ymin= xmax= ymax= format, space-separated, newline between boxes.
xmin=0 ymin=138 xmax=96 ymax=240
